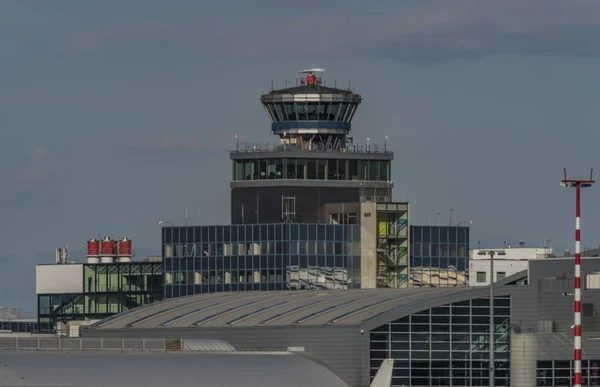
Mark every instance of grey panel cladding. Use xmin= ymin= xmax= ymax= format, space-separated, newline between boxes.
xmin=82 ymin=325 xmax=366 ymax=387
xmin=231 ymin=186 xmax=390 ymax=224
xmin=539 ymin=278 xmax=573 ymax=292
xmin=537 ymin=292 xmax=600 ymax=332
xmin=529 ymin=258 xmax=600 ymax=288
xmin=508 ymin=287 xmax=539 ymax=333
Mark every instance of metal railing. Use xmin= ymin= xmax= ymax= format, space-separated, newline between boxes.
xmin=0 ymin=337 xmax=169 ymax=352
xmin=231 ymin=142 xmax=391 ymax=154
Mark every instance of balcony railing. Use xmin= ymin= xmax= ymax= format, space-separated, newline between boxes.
xmin=231 ymin=142 xmax=392 ymax=154
xmin=0 ymin=337 xmax=170 ymax=352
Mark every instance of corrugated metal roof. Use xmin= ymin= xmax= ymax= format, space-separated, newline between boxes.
xmin=0 ymin=351 xmax=350 ymax=387
xmin=182 ymin=338 xmax=235 ymax=352
xmin=90 ymin=288 xmax=475 ymax=330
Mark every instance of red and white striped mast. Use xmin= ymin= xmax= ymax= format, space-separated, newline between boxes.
xmin=560 ymin=168 xmax=595 ymax=387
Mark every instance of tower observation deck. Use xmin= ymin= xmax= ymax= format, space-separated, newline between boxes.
xmin=230 ymin=68 xmax=394 ymax=224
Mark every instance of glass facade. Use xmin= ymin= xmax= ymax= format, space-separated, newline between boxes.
xmin=162 ymin=223 xmax=361 ymax=298
xmin=370 ymin=296 xmax=511 ymax=386
xmin=0 ymin=320 xmax=38 ymax=333
xmin=536 ymin=359 xmax=600 ymax=386
xmin=233 ymin=158 xmax=390 ymax=182
xmin=38 ymin=262 xmax=163 ymax=331
xmin=263 ymin=101 xmax=358 ymax=123
xmin=410 ymin=226 xmax=470 ymax=287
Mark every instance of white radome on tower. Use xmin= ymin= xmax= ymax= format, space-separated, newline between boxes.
xmin=297 ymin=68 xmax=325 ymax=74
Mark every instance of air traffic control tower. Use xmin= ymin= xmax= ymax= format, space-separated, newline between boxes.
xmin=230 ymin=68 xmax=394 ymax=224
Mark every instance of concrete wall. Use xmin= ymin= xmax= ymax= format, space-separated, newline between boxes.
xmin=359 ymin=202 xmax=377 ymax=289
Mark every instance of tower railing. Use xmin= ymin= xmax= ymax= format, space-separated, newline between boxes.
xmin=231 ymin=142 xmax=392 ymax=154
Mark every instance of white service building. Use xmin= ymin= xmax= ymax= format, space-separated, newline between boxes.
xmin=469 ymin=246 xmax=553 ymax=286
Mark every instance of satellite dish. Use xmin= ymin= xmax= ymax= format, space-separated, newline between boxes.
xmin=298 ymin=68 xmax=325 ymax=74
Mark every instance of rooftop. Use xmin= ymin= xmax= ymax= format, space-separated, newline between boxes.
xmin=265 ymin=84 xmax=358 ymax=96
xmin=0 ymin=351 xmax=350 ymax=387
xmin=88 ymin=286 xmax=518 ymax=331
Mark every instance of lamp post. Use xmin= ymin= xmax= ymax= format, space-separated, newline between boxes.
xmin=477 ymin=249 xmax=507 ymax=387
xmin=560 ymin=168 xmax=595 ymax=387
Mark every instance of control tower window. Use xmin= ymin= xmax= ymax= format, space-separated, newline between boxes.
xmin=379 ymin=160 xmax=390 ymax=181
xmin=258 ymin=160 xmax=267 ymax=179
xmin=235 ymin=160 xmax=244 ymax=181
xmin=337 ymin=103 xmax=349 ymax=122
xmin=356 ymin=160 xmax=368 ymax=180
xmin=263 ymin=105 xmax=275 ymax=123
xmin=245 ymin=160 xmax=254 ymax=180
xmin=338 ymin=160 xmax=348 ymax=180
xmin=296 ymin=159 xmax=307 ymax=179
xmin=273 ymin=104 xmax=285 ymax=122
xmin=233 ymin=159 xmax=388 ymax=181
xmin=317 ymin=103 xmax=329 ymax=120
xmin=307 ymin=103 xmax=318 ymax=120
xmin=287 ymin=158 xmax=305 ymax=179
xmin=349 ymin=160 xmax=360 ymax=180
xmin=284 ymin=103 xmax=296 ymax=120
xmin=317 ymin=159 xmax=327 ymax=180
xmin=327 ymin=159 xmax=337 ymax=180
xmin=266 ymin=159 xmax=283 ymax=179
xmin=370 ymin=161 xmax=379 ymax=181
xmin=347 ymin=104 xmax=358 ymax=122
xmin=295 ymin=102 xmax=308 ymax=120
xmin=329 ymin=103 xmax=340 ymax=120
xmin=307 ymin=159 xmax=317 ymax=179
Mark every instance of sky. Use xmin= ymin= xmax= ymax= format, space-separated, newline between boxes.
xmin=3 ymin=0 xmax=600 ymax=315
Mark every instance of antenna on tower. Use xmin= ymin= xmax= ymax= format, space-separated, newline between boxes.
xmin=298 ymin=68 xmax=325 ymax=86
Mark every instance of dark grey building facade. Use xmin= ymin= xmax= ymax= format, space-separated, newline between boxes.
xmin=86 ymin=257 xmax=600 ymax=387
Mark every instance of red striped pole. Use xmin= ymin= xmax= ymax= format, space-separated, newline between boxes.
xmin=561 ymin=168 xmax=594 ymax=387
xmin=575 ymin=183 xmax=582 ymax=387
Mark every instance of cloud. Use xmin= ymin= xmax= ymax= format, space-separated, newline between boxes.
xmin=61 ymin=1 xmax=600 ymax=62
xmin=135 ymin=132 xmax=235 ymax=151
xmin=0 ymin=147 xmax=66 ymax=227
xmin=68 ymin=22 xmax=184 ymax=53
xmin=369 ymin=0 xmax=600 ymax=62
xmin=13 ymin=148 xmax=63 ymax=186
xmin=204 ymin=0 xmax=600 ymax=63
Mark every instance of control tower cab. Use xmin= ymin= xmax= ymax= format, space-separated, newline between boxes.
xmin=230 ymin=68 xmax=394 ymax=225
xmin=260 ymin=68 xmax=362 ymax=150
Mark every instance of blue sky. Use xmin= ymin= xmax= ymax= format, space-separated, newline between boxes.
xmin=3 ymin=0 xmax=600 ymax=315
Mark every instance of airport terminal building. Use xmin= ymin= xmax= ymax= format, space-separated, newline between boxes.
xmin=83 ymin=257 xmax=600 ymax=387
